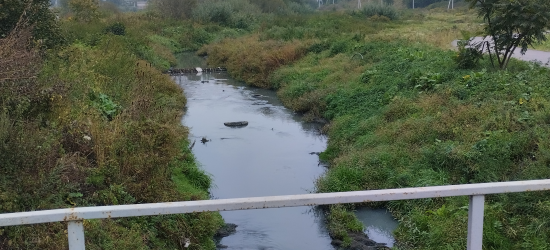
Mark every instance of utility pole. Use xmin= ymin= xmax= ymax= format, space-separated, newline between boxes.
xmin=358 ymin=0 xmax=361 ymax=9
xmin=413 ymin=0 xmax=415 ymax=9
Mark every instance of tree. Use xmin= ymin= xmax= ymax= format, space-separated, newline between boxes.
xmin=0 ymin=0 xmax=64 ymax=48
xmin=466 ymin=0 xmax=550 ymax=69
xmin=69 ymin=0 xmax=100 ymax=22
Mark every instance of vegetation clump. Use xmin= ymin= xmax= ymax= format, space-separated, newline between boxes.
xmin=361 ymin=3 xmax=399 ymax=20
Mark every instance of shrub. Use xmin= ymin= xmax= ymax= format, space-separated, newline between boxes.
xmin=192 ymin=0 xmax=262 ymax=29
xmin=0 ymin=0 xmax=64 ymax=49
xmin=454 ymin=39 xmax=483 ymax=69
xmin=330 ymin=39 xmax=351 ymax=55
xmin=362 ymin=3 xmax=399 ymax=20
xmin=151 ymin=0 xmax=196 ymax=20
xmin=287 ymin=1 xmax=314 ymax=14
xmin=90 ymin=92 xmax=121 ymax=121
xmin=104 ymin=22 xmax=125 ymax=36
xmin=69 ymin=0 xmax=100 ymax=23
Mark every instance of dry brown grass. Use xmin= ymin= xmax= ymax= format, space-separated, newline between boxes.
xmin=370 ymin=9 xmax=482 ymax=50
xmin=201 ymin=35 xmax=310 ymax=88
xmin=0 ymin=17 xmax=42 ymax=95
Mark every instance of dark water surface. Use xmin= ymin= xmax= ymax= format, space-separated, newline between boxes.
xmin=174 ymin=54 xmax=396 ymax=249
xmin=176 ymin=72 xmax=332 ymax=250
xmin=355 ymin=208 xmax=399 ymax=248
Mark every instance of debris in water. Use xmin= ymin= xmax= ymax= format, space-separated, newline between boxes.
xmin=224 ymin=121 xmax=248 ymax=127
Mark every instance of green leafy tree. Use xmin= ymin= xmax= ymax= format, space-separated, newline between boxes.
xmin=466 ymin=0 xmax=550 ymax=69
xmin=0 ymin=0 xmax=64 ymax=48
xmin=69 ymin=0 xmax=100 ymax=22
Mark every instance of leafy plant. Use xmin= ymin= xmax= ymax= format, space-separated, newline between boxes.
xmin=411 ymin=72 xmax=443 ymax=91
xmin=90 ymin=93 xmax=121 ymax=121
xmin=454 ymin=38 xmax=483 ymax=69
xmin=105 ymin=22 xmax=125 ymax=36
xmin=69 ymin=0 xmax=100 ymax=23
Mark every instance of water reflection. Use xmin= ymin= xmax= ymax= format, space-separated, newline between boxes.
xmin=355 ymin=208 xmax=399 ymax=247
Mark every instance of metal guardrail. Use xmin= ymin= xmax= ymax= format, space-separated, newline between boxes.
xmin=1 ymin=179 xmax=550 ymax=250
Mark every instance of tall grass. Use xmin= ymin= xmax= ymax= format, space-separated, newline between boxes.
xmin=192 ymin=0 xmax=263 ymax=30
xmin=199 ymin=35 xmax=310 ymax=88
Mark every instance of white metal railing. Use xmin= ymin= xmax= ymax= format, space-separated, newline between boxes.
xmin=1 ymin=179 xmax=550 ymax=250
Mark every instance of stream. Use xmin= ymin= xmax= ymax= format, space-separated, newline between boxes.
xmin=175 ymin=54 xmax=397 ymax=249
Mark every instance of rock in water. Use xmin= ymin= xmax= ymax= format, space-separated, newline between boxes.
xmin=224 ymin=121 xmax=248 ymax=127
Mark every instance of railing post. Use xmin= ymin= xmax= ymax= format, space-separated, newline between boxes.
xmin=467 ymin=195 xmax=485 ymax=250
xmin=67 ymin=220 xmax=86 ymax=250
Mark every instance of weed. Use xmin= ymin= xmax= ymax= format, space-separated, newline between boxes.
xmin=90 ymin=92 xmax=121 ymax=121
xmin=454 ymin=35 xmax=484 ymax=69
xmin=104 ymin=22 xmax=125 ymax=36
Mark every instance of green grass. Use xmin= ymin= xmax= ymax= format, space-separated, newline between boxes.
xmin=200 ymin=8 xmax=550 ymax=249
xmin=532 ymin=34 xmax=550 ymax=52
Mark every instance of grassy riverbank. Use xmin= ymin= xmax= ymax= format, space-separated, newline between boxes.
xmin=200 ymin=6 xmax=550 ymax=250
xmin=0 ymin=9 xmax=226 ymax=250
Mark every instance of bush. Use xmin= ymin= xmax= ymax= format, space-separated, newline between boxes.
xmin=192 ymin=0 xmax=262 ymax=29
xmin=0 ymin=0 xmax=64 ymax=49
xmin=287 ymin=1 xmax=314 ymax=14
xmin=104 ymin=22 xmax=125 ymax=36
xmin=454 ymin=39 xmax=483 ymax=69
xmin=151 ymin=0 xmax=196 ymax=20
xmin=362 ymin=3 xmax=399 ymax=20
xmin=69 ymin=0 xmax=100 ymax=23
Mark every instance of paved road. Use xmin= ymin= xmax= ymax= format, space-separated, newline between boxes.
xmin=452 ymin=37 xmax=550 ymax=65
